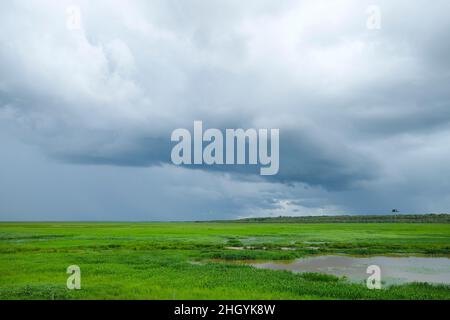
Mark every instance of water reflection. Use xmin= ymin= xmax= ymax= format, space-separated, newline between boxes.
xmin=251 ymin=256 xmax=450 ymax=285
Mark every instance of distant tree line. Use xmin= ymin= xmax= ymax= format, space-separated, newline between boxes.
xmin=220 ymin=214 xmax=450 ymax=224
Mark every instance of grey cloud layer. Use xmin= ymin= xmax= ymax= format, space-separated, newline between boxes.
xmin=1 ymin=0 xmax=450 ymax=219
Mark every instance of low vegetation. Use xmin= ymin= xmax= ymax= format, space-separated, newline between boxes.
xmin=0 ymin=220 xmax=449 ymax=299
xmin=230 ymin=213 xmax=450 ymax=223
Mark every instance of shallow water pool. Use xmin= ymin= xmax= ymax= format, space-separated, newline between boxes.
xmin=251 ymin=256 xmax=450 ymax=285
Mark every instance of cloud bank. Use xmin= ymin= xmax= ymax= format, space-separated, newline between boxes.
xmin=1 ymin=0 xmax=450 ymax=220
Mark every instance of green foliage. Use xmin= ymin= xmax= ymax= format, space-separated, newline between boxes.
xmin=225 ymin=238 xmax=244 ymax=247
xmin=232 ymin=214 xmax=450 ymax=224
xmin=0 ymin=222 xmax=449 ymax=300
xmin=300 ymin=273 xmax=341 ymax=283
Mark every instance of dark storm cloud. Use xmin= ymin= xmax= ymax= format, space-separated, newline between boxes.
xmin=1 ymin=0 xmax=450 ymax=220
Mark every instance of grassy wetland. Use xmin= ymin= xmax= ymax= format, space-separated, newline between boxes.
xmin=1 ymin=216 xmax=449 ymax=299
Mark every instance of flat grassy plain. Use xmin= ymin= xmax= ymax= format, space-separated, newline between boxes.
xmin=0 ymin=222 xmax=449 ymax=299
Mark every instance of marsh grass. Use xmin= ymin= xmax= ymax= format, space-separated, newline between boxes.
xmin=0 ymin=222 xmax=449 ymax=299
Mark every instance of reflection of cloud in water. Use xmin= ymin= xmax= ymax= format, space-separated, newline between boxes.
xmin=251 ymin=256 xmax=450 ymax=285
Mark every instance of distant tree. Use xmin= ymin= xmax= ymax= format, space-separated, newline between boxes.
xmin=392 ymin=209 xmax=399 ymax=221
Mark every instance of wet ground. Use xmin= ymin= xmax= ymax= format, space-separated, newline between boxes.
xmin=250 ymin=256 xmax=450 ymax=285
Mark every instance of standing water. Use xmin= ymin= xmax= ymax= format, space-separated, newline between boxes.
xmin=251 ymin=256 xmax=450 ymax=285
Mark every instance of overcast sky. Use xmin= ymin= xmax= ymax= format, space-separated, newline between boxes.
xmin=1 ymin=0 xmax=450 ymax=221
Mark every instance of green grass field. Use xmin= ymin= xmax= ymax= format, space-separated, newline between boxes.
xmin=1 ymin=221 xmax=449 ymax=299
